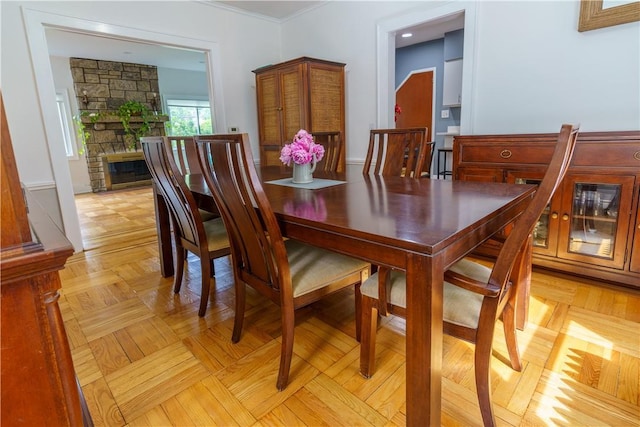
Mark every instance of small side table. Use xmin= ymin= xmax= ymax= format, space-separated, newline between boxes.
xmin=437 ymin=148 xmax=453 ymax=179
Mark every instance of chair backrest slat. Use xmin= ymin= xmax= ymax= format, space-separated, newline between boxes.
xmin=166 ymin=136 xmax=200 ymax=175
xmin=312 ymin=131 xmax=343 ymax=172
xmin=363 ymin=127 xmax=432 ymax=178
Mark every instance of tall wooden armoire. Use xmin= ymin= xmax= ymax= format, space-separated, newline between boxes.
xmin=0 ymin=93 xmax=92 ymax=425
xmin=253 ymin=57 xmax=346 ymax=171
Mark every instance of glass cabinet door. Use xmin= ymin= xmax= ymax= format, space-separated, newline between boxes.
xmin=558 ymin=174 xmax=635 ymax=269
xmin=507 ymin=170 xmax=559 ymax=257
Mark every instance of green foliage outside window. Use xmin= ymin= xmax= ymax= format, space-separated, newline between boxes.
xmin=167 ymin=105 xmax=212 ymax=136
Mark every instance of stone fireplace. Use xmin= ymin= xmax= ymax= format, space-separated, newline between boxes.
xmin=70 ymin=58 xmax=168 ymax=192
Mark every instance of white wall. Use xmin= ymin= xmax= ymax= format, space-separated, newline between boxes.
xmin=471 ymin=1 xmax=639 ymax=133
xmin=281 ymin=1 xmax=640 ymax=162
xmin=1 ymin=0 xmax=281 ymax=250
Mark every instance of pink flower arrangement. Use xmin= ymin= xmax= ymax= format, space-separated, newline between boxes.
xmin=279 ymin=129 xmax=325 ymax=166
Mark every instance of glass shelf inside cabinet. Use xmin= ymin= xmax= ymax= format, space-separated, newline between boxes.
xmin=570 ymin=183 xmax=620 ymax=260
xmin=515 ymin=177 xmax=549 ymax=248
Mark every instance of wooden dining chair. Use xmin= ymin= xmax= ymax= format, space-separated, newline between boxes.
xmin=363 ymin=127 xmax=432 ymax=178
xmin=359 ymin=124 xmax=580 ymax=426
xmin=194 ymin=133 xmax=371 ymax=390
xmin=166 ymin=135 xmax=219 ymax=219
xmin=141 ymin=136 xmax=231 ymax=317
xmin=312 ymin=131 xmax=343 ymax=172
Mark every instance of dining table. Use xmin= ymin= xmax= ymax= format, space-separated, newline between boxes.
xmin=152 ymin=165 xmax=536 ymax=426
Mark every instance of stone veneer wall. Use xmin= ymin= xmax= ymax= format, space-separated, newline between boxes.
xmin=70 ymin=58 xmax=166 ymax=192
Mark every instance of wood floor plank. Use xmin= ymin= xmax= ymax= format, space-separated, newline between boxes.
xmin=72 ymin=344 xmax=103 ymax=386
xmin=81 ymin=377 xmax=125 ymax=427
xmin=105 ymin=341 xmax=210 ymax=421
xmin=282 ymin=389 xmax=338 ymax=426
xmin=78 ymin=298 xmax=155 ymax=341
xmin=89 ymin=333 xmax=132 ymax=376
xmin=524 ymin=369 xmax=640 ymax=426
xmin=305 ymin=374 xmax=389 ymax=426
xmin=159 ymin=396 xmax=199 ymax=426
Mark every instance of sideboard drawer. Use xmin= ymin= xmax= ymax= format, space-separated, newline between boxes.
xmin=571 ymin=140 xmax=640 ymax=167
xmin=458 ymin=142 xmax=555 ymax=165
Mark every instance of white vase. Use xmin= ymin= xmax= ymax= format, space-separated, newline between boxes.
xmin=292 ymin=156 xmax=317 ymax=184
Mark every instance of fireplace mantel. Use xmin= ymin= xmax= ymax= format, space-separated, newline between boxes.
xmin=81 ymin=114 xmax=169 ymax=125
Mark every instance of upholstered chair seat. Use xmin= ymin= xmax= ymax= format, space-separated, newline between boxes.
xmin=285 ymin=240 xmax=371 ymax=298
xmin=360 ymin=258 xmax=487 ymax=329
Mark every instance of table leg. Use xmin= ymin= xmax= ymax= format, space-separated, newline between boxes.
xmin=152 ymin=183 xmax=174 ymax=278
xmin=405 ymin=252 xmax=443 ymax=426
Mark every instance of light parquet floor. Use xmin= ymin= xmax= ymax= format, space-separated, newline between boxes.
xmin=61 ymin=186 xmax=640 ymax=426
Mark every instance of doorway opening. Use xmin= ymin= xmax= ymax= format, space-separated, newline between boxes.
xmin=376 ymin=3 xmax=476 ymax=133
xmin=23 ymin=8 xmax=225 ymax=251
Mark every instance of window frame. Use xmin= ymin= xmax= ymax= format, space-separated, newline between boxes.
xmin=56 ymin=90 xmax=79 ymax=159
xmin=164 ymin=95 xmax=213 ymax=136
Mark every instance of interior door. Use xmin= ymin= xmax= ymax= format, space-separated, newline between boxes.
xmin=395 ymin=70 xmax=433 ymax=141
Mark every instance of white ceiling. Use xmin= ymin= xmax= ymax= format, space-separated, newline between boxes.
xmin=212 ymin=0 xmax=327 ymax=20
xmin=44 ymin=2 xmax=464 ymax=72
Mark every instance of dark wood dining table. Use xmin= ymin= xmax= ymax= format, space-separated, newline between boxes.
xmin=152 ymin=165 xmax=536 ymax=426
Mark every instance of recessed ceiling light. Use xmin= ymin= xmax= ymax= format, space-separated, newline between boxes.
xmin=401 ymin=33 xmax=413 ymax=38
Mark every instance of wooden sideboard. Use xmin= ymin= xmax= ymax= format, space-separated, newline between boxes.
xmin=1 ymin=94 xmax=92 ymax=425
xmin=454 ymin=130 xmax=640 ymax=289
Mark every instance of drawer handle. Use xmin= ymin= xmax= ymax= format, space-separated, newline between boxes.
xmin=551 ymin=212 xmax=558 ymax=219
xmin=634 ymin=151 xmax=640 ymax=161
xmin=500 ymin=149 xmax=512 ymax=159
xmin=562 ymin=214 xmax=569 ymax=221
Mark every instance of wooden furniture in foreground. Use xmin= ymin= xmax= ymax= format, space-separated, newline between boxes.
xmin=363 ymin=127 xmax=433 ymax=178
xmin=360 ymin=125 xmax=580 ymax=427
xmin=141 ymin=136 xmax=230 ymax=317
xmin=253 ymin=57 xmax=346 ymax=170
xmin=195 ymin=134 xmax=370 ymax=390
xmin=156 ymin=165 xmax=536 ymax=425
xmin=454 ymin=130 xmax=640 ymax=289
xmin=1 ymin=94 xmax=91 ymax=425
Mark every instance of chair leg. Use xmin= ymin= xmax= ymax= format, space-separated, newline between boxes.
xmin=198 ymin=253 xmax=211 ymax=317
xmin=502 ymin=301 xmax=522 ymax=371
xmin=210 ymin=258 xmax=215 ymax=277
xmin=354 ymin=283 xmax=362 ymax=342
xmin=474 ymin=335 xmax=497 ymax=427
xmin=231 ymin=275 xmax=246 ymax=343
xmin=174 ymin=243 xmax=185 ymax=293
xmin=276 ymin=306 xmax=295 ymax=391
xmin=359 ymin=295 xmax=379 ymax=378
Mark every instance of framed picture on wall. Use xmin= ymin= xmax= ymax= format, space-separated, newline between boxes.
xmin=578 ymin=0 xmax=640 ymax=32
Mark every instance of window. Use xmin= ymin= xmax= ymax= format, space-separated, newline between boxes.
xmin=166 ymin=99 xmax=213 ymax=136
xmin=56 ymin=92 xmax=77 ymax=158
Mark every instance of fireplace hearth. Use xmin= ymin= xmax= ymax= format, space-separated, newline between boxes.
xmin=102 ymin=153 xmax=152 ymax=191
